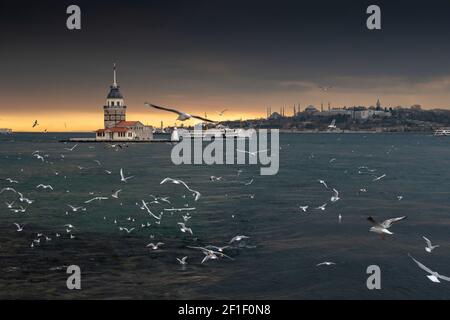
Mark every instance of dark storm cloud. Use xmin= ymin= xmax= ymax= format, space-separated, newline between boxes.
xmin=2 ymin=0 xmax=450 ymax=112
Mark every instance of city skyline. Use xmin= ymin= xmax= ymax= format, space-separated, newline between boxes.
xmin=3 ymin=0 xmax=450 ymax=131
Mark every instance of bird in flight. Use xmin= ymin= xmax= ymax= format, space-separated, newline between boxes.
xmin=423 ymin=236 xmax=439 ymax=253
xmin=119 ymin=227 xmax=135 ymax=234
xmin=229 ymin=235 xmax=250 ymax=244
xmin=160 ymin=178 xmax=201 ymax=201
xmin=372 ymin=174 xmax=386 ymax=182
xmin=409 ymin=254 xmax=450 ymax=283
xmin=32 ymin=120 xmax=39 ymax=128
xmin=177 ymin=256 xmax=188 ymax=265
xmin=84 ymin=196 xmax=108 ymax=204
xmin=218 ymin=109 xmax=228 ymax=116
xmin=13 ymin=223 xmax=24 ymax=232
xmin=299 ymin=205 xmax=309 ymax=213
xmin=111 ymin=189 xmax=122 ymax=199
xmin=120 ymin=168 xmax=134 ymax=183
xmin=177 ymin=222 xmax=193 ymax=235
xmin=36 ymin=184 xmax=54 ymax=190
xmin=367 ymin=216 xmax=407 ymax=238
xmin=147 ymin=242 xmax=164 ymax=250
xmin=145 ymin=103 xmax=217 ymax=123
xmin=330 ymin=188 xmax=340 ymax=203
xmin=318 ymin=180 xmax=328 ymax=189
xmin=316 ymin=261 xmax=336 ymax=267
xmin=236 ymin=149 xmax=269 ymax=157
xmin=64 ymin=144 xmax=78 ymax=152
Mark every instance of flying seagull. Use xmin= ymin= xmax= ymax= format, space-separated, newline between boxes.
xmin=36 ymin=184 xmax=54 ymax=190
xmin=367 ymin=216 xmax=407 ymax=238
xmin=13 ymin=223 xmax=24 ymax=232
xmin=299 ymin=205 xmax=309 ymax=213
xmin=120 ymin=168 xmax=134 ymax=182
xmin=147 ymin=242 xmax=164 ymax=250
xmin=145 ymin=103 xmax=216 ymax=123
xmin=330 ymin=188 xmax=340 ymax=202
xmin=160 ymin=178 xmax=201 ymax=201
xmin=409 ymin=254 xmax=450 ymax=283
xmin=177 ymin=222 xmax=193 ymax=235
xmin=218 ymin=109 xmax=228 ymax=116
xmin=318 ymin=180 xmax=328 ymax=189
xmin=177 ymin=256 xmax=188 ymax=265
xmin=372 ymin=174 xmax=386 ymax=182
xmin=423 ymin=236 xmax=439 ymax=253
xmin=111 ymin=189 xmax=122 ymax=199
xmin=229 ymin=235 xmax=250 ymax=244
xmin=32 ymin=120 xmax=39 ymax=128
xmin=64 ymin=144 xmax=78 ymax=152
xmin=316 ymin=261 xmax=336 ymax=267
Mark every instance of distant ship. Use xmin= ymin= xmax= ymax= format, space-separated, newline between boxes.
xmin=178 ymin=124 xmax=255 ymax=139
xmin=0 ymin=128 xmax=12 ymax=134
xmin=434 ymin=128 xmax=450 ymax=136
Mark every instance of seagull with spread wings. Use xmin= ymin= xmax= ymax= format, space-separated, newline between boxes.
xmin=409 ymin=254 xmax=450 ymax=283
xmin=367 ymin=216 xmax=407 ymax=238
xmin=145 ymin=103 xmax=216 ymax=123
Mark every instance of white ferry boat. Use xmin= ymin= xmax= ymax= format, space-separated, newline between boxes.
xmin=178 ymin=124 xmax=255 ymax=139
xmin=434 ymin=128 xmax=450 ymax=136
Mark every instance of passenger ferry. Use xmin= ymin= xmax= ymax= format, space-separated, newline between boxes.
xmin=178 ymin=124 xmax=255 ymax=139
xmin=434 ymin=128 xmax=450 ymax=136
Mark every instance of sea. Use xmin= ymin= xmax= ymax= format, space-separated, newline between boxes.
xmin=0 ymin=132 xmax=450 ymax=299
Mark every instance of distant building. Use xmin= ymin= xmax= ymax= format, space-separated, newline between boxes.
xmin=376 ymin=98 xmax=381 ymax=109
xmin=268 ymin=112 xmax=282 ymax=120
xmin=304 ymin=105 xmax=318 ymax=114
xmin=96 ymin=64 xmax=153 ymax=141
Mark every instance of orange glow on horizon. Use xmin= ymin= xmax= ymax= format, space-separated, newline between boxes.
xmin=1 ymin=111 xmax=266 ymax=132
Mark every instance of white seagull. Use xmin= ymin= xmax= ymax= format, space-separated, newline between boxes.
xmin=36 ymin=184 xmax=54 ymax=190
xmin=318 ymin=180 xmax=328 ymax=189
xmin=316 ymin=261 xmax=336 ymax=266
xmin=236 ymin=149 xmax=269 ymax=157
xmin=229 ymin=235 xmax=250 ymax=244
xmin=147 ymin=242 xmax=164 ymax=250
xmin=6 ymin=178 xmax=18 ymax=184
xmin=315 ymin=203 xmax=327 ymax=211
xmin=177 ymin=256 xmax=188 ymax=265
xmin=13 ymin=223 xmax=24 ymax=232
xmin=64 ymin=144 xmax=78 ymax=151
xmin=177 ymin=222 xmax=193 ymax=235
xmin=160 ymin=178 xmax=201 ymax=201
xmin=372 ymin=174 xmax=386 ymax=182
xmin=367 ymin=216 xmax=407 ymax=238
xmin=111 ymin=189 xmax=122 ymax=199
xmin=409 ymin=254 xmax=450 ymax=283
xmin=299 ymin=206 xmax=309 ymax=213
xmin=423 ymin=236 xmax=439 ymax=253
xmin=120 ymin=168 xmax=134 ymax=182
xmin=67 ymin=205 xmax=86 ymax=212
xmin=145 ymin=103 xmax=216 ymax=123
xmin=84 ymin=196 xmax=108 ymax=204
xmin=330 ymin=188 xmax=340 ymax=202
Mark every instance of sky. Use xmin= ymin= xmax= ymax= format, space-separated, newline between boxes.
xmin=2 ymin=0 xmax=450 ymax=131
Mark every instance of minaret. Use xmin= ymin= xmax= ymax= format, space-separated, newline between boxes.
xmin=104 ymin=63 xmax=127 ymax=129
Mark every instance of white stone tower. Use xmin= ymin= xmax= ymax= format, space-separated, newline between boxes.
xmin=104 ymin=63 xmax=126 ymax=129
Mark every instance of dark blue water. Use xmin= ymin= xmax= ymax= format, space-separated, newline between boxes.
xmin=1 ymin=132 xmax=450 ymax=299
